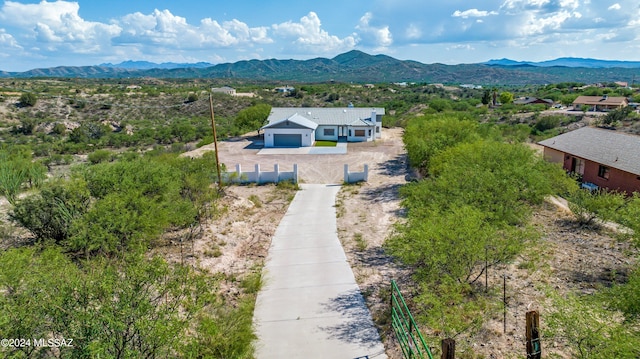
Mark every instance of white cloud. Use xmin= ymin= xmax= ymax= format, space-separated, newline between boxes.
xmin=519 ymin=10 xmax=576 ymax=35
xmin=452 ymin=9 xmax=498 ymax=18
xmin=0 ymin=28 xmax=20 ymax=48
xmin=500 ymin=0 xmax=579 ymax=12
xmin=114 ymin=9 xmax=271 ymax=49
xmin=405 ymin=23 xmax=422 ymax=40
xmin=447 ymin=44 xmax=475 ymax=50
xmin=0 ymin=0 xmax=121 ymax=46
xmin=356 ymin=12 xmax=393 ymax=48
xmin=608 ymin=3 xmax=622 ymax=10
xmin=272 ymin=12 xmax=357 ymax=53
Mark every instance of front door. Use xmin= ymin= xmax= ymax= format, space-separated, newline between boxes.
xmin=571 ymin=157 xmax=585 ymax=176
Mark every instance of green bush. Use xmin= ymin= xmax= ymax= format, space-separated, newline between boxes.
xmin=10 ymin=179 xmax=90 ymax=243
xmin=87 ymin=149 xmax=113 ymax=164
xmin=403 ymin=114 xmax=479 ymax=174
xmin=19 ymin=92 xmax=37 ymax=107
xmin=533 ymin=115 xmax=561 ymax=132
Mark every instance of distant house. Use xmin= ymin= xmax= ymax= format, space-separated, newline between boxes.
xmin=538 ymin=127 xmax=640 ymax=194
xmin=513 ymin=97 xmax=554 ymax=106
xmin=275 ymin=86 xmax=295 ymax=93
xmin=261 ymin=107 xmax=384 ymax=147
xmin=211 ymin=86 xmax=236 ymax=96
xmin=460 ymin=84 xmax=482 ymax=89
xmin=572 ymin=95 xmax=628 ymax=111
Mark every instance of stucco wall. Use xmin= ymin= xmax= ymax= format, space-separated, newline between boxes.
xmin=316 ymin=125 xmax=339 ymax=141
xmin=543 ymin=147 xmax=564 ymax=164
xmin=347 ymin=126 xmax=375 ymax=142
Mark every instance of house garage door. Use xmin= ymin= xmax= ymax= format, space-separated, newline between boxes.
xmin=274 ymin=134 xmax=302 ymax=147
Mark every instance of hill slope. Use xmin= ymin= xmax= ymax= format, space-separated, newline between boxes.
xmin=2 ymin=51 xmax=639 ymax=85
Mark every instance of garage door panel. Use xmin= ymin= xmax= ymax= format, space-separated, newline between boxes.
xmin=274 ymin=134 xmax=302 ymax=147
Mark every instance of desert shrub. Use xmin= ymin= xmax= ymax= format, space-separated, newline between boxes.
xmin=87 ymin=149 xmax=113 ymax=164
xmin=10 ymin=179 xmax=90 ymax=243
xmin=403 ymin=114 xmax=479 ymax=174
xmin=51 ymin=122 xmax=67 ymax=135
xmin=567 ymin=189 xmax=626 ymax=225
xmin=19 ymin=92 xmax=37 ymax=107
xmin=533 ymin=115 xmax=562 ymax=132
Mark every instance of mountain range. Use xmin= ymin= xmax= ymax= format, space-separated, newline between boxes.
xmin=1 ymin=51 xmax=639 ymax=85
xmin=483 ymin=57 xmax=640 ymax=69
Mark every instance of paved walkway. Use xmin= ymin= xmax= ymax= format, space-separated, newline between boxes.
xmin=253 ymin=184 xmax=387 ymax=359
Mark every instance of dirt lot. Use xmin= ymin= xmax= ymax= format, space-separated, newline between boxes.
xmin=186 ymin=128 xmax=407 ymax=184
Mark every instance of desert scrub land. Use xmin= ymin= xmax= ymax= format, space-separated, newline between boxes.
xmin=335 ymin=113 xmax=640 ymax=358
xmin=2 ymin=78 xmax=640 ymax=358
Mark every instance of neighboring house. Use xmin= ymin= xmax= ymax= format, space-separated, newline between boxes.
xmin=572 ymin=95 xmax=628 ymax=111
xmin=275 ymin=86 xmax=295 ymax=93
xmin=538 ymin=127 xmax=640 ymax=194
xmin=261 ymin=107 xmax=385 ymax=147
xmin=513 ymin=97 xmax=554 ymax=106
xmin=211 ymin=86 xmax=236 ymax=95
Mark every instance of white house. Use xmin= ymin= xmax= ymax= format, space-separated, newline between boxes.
xmin=261 ymin=107 xmax=385 ymax=147
xmin=211 ymin=86 xmax=236 ymax=96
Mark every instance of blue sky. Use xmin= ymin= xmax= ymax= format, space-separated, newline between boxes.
xmin=1 ymin=0 xmax=640 ymax=71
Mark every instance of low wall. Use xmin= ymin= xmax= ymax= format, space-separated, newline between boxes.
xmin=344 ymin=164 xmax=368 ymax=184
xmin=224 ymin=164 xmax=298 ymax=184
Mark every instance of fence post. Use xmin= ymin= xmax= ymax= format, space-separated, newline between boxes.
xmin=344 ymin=164 xmax=349 ymax=183
xmin=255 ymin=164 xmax=261 ymax=184
xmin=526 ymin=310 xmax=541 ymax=359
xmin=293 ymin=164 xmax=298 ymax=184
xmin=274 ymin=164 xmax=280 ymax=183
xmin=235 ymin=164 xmax=242 ymax=184
xmin=441 ymin=339 xmax=455 ymax=359
xmin=364 ymin=164 xmax=369 ymax=182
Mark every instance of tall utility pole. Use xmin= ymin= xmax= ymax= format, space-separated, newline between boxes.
xmin=209 ymin=93 xmax=223 ymax=191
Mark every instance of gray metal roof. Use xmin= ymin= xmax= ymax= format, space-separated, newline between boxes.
xmin=267 ymin=107 xmax=385 ymax=127
xmin=261 ymin=113 xmax=318 ymax=130
xmin=538 ymin=127 xmax=640 ymax=175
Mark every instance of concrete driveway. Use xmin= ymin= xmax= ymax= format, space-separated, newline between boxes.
xmin=252 ymin=184 xmax=387 ymax=359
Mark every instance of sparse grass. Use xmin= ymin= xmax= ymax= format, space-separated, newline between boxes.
xmin=203 ymin=244 xmax=223 ymax=258
xmin=240 ymin=271 xmax=262 ymax=295
xmin=334 ymin=199 xmax=345 ymax=218
xmin=353 ymin=232 xmax=367 ymax=251
xmin=275 ymin=179 xmax=299 ymax=191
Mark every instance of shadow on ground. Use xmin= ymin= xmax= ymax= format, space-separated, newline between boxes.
xmin=319 ymin=289 xmax=384 ymax=350
xmin=242 ymin=135 xmax=264 ymax=149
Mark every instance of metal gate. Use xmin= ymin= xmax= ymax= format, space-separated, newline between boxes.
xmin=391 ymin=280 xmax=433 ymax=359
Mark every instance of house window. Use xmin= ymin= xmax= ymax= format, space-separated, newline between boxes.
xmin=323 ymin=128 xmax=335 ymax=136
xmin=376 ymin=127 xmax=380 ymax=133
xmin=598 ymin=165 xmax=610 ymax=179
xmin=354 ymin=130 xmax=365 ymax=137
